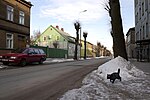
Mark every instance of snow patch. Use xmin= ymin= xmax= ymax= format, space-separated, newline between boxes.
xmin=60 ymin=56 xmax=150 ymax=100
xmin=96 ymin=56 xmax=146 ymax=82
xmin=0 ymin=64 xmax=8 ymax=69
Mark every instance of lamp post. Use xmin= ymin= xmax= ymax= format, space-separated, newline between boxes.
xmin=83 ymin=32 xmax=88 ymax=59
xmin=73 ymin=10 xmax=87 ymax=59
xmin=78 ymin=10 xmax=87 ymax=58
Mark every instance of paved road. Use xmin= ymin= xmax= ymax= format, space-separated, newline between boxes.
xmin=0 ymin=58 xmax=110 ymax=100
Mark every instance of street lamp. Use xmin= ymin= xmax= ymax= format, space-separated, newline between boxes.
xmin=80 ymin=10 xmax=87 ymax=13
xmin=83 ymin=32 xmax=88 ymax=59
xmin=78 ymin=10 xmax=87 ymax=59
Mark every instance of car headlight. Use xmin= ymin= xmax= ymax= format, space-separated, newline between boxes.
xmin=10 ymin=56 xmax=17 ymax=59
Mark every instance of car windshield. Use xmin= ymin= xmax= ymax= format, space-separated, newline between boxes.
xmin=12 ymin=48 xmax=28 ymax=54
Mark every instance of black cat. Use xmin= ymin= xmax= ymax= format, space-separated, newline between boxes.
xmin=107 ymin=69 xmax=121 ymax=83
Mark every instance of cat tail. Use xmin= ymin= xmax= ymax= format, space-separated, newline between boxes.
xmin=118 ymin=68 xmax=120 ymax=74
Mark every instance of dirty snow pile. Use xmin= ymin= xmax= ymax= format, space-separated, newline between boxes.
xmin=51 ymin=58 xmax=74 ymax=62
xmin=60 ymin=56 xmax=150 ymax=100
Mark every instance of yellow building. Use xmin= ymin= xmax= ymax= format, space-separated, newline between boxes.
xmin=81 ymin=40 xmax=96 ymax=58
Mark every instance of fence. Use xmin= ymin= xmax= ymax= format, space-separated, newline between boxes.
xmin=30 ymin=45 xmax=68 ymax=58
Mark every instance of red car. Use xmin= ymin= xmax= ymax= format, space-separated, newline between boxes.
xmin=0 ymin=48 xmax=46 ymax=67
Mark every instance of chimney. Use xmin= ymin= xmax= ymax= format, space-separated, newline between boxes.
xmin=56 ymin=25 xmax=59 ymax=29
xmin=61 ymin=28 xmax=64 ymax=31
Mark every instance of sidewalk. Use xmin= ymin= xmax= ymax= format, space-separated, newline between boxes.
xmin=130 ymin=59 xmax=150 ymax=74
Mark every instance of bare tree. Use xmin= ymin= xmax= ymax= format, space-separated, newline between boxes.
xmin=74 ymin=21 xmax=80 ymax=60
xmin=96 ymin=42 xmax=101 ymax=57
xmin=53 ymin=41 xmax=59 ymax=48
xmin=30 ymin=30 xmax=41 ymax=45
xmin=31 ymin=30 xmax=41 ymax=40
xmin=104 ymin=0 xmax=128 ymax=60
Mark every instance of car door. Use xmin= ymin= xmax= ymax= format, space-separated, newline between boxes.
xmin=27 ymin=48 xmax=36 ymax=63
xmin=33 ymin=48 xmax=41 ymax=62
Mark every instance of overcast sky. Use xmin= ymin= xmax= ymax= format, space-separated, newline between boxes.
xmin=29 ymin=0 xmax=135 ymax=51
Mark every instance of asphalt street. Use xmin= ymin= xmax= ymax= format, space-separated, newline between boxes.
xmin=0 ymin=58 xmax=109 ymax=100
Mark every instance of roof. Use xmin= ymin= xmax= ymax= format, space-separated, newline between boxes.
xmin=35 ymin=25 xmax=75 ymax=44
xmin=17 ymin=0 xmax=33 ymax=7
xmin=126 ymin=27 xmax=135 ymax=36
xmin=81 ymin=40 xmax=94 ymax=45
xmin=51 ymin=25 xmax=75 ymax=43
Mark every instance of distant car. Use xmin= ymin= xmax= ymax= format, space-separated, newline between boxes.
xmin=0 ymin=48 xmax=46 ymax=67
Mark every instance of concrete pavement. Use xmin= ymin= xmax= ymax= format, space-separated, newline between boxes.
xmin=130 ymin=59 xmax=150 ymax=74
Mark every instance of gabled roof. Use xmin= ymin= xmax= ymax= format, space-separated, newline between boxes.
xmin=35 ymin=25 xmax=75 ymax=44
xmin=51 ymin=25 xmax=75 ymax=43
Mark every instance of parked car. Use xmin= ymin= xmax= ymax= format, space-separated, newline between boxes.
xmin=0 ymin=48 xmax=46 ymax=67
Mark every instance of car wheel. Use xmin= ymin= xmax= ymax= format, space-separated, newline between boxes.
xmin=39 ymin=58 xmax=44 ymax=64
xmin=3 ymin=62 xmax=9 ymax=65
xmin=20 ymin=59 xmax=26 ymax=67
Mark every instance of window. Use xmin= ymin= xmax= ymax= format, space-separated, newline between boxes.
xmin=135 ymin=13 xmax=138 ymax=24
xmin=56 ymin=36 xmax=59 ymax=40
xmin=135 ymin=0 xmax=138 ymax=5
xmin=39 ymin=49 xmax=45 ymax=54
xmin=34 ymin=49 xmax=40 ymax=54
xmin=142 ymin=2 xmax=144 ymax=16
xmin=48 ymin=35 xmax=51 ymax=40
xmin=143 ymin=25 xmax=145 ymax=39
xmin=146 ymin=23 xmax=148 ymax=37
xmin=28 ymin=49 xmax=35 ymax=54
xmin=136 ymin=32 xmax=139 ymax=40
xmin=43 ymin=37 xmax=46 ymax=41
xmin=6 ymin=33 xmax=13 ymax=49
xmin=145 ymin=0 xmax=148 ymax=11
xmin=139 ymin=7 xmax=141 ymax=19
xmin=19 ymin=11 xmax=25 ymax=25
xmin=20 ymin=48 xmax=28 ymax=54
xmin=140 ymin=29 xmax=142 ymax=40
xmin=7 ymin=5 xmax=14 ymax=21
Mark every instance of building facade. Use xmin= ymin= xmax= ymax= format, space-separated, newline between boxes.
xmin=0 ymin=0 xmax=32 ymax=54
xmin=81 ymin=40 xmax=96 ymax=58
xmin=34 ymin=25 xmax=80 ymax=58
xmin=134 ymin=0 xmax=150 ymax=61
xmin=126 ymin=27 xmax=136 ymax=58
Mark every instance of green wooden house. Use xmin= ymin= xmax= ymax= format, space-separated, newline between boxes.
xmin=34 ymin=25 xmax=80 ymax=58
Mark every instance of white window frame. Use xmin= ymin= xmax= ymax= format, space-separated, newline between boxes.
xmin=19 ymin=11 xmax=25 ymax=25
xmin=7 ymin=5 xmax=14 ymax=21
xmin=6 ymin=33 xmax=13 ymax=49
xmin=48 ymin=35 xmax=51 ymax=40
